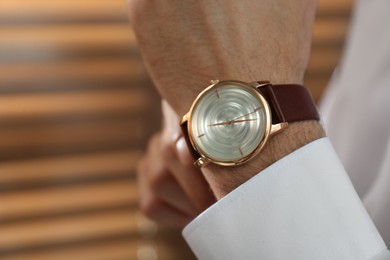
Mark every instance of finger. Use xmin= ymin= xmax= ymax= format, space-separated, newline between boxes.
xmin=150 ymin=170 xmax=200 ymax=217
xmin=160 ymin=105 xmax=217 ymax=209
xmin=138 ymin=166 xmax=192 ymax=228
xmin=167 ymin=159 xmax=216 ymax=212
xmin=162 ymin=139 xmax=216 ymax=212
xmin=138 ymin=136 xmax=200 ymax=217
xmin=143 ymin=199 xmax=192 ymax=228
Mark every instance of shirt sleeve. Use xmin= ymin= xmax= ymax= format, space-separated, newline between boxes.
xmin=182 ymin=138 xmax=390 ymax=260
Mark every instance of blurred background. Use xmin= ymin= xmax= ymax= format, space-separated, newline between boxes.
xmin=0 ymin=0 xmax=353 ymax=259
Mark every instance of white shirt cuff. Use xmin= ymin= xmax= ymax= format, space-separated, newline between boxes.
xmin=183 ymin=138 xmax=388 ymax=260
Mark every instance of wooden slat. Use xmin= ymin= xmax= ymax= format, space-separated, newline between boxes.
xmin=307 ymin=47 xmax=342 ymax=74
xmin=0 ymin=0 xmax=354 ymax=23
xmin=0 ymin=209 xmax=137 ymax=251
xmin=0 ymin=25 xmax=136 ymax=61
xmin=0 ymin=89 xmax=149 ymax=121
xmin=0 ymin=118 xmax=147 ymax=160
xmin=317 ymin=0 xmax=355 ymax=16
xmin=304 ymin=76 xmax=332 ymax=102
xmin=2 ymin=239 xmax=139 ymax=260
xmin=0 ymin=150 xmax=141 ymax=186
xmin=0 ymin=0 xmax=128 ymax=24
xmin=2 ymin=222 xmax=185 ymax=260
xmin=0 ymin=180 xmax=137 ymax=221
xmin=0 ymin=58 xmax=147 ymax=87
xmin=312 ymin=17 xmax=350 ymax=46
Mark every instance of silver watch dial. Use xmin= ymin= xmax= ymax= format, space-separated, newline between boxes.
xmin=189 ymin=81 xmax=269 ymax=164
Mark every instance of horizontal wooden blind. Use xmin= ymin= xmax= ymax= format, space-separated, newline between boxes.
xmin=0 ymin=0 xmax=353 ymax=259
xmin=0 ymin=0 xmax=193 ymax=259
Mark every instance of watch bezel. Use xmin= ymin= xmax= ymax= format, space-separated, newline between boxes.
xmin=182 ymin=80 xmax=273 ymax=166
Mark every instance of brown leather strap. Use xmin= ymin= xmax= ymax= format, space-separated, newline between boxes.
xmin=257 ymin=83 xmax=320 ymax=124
xmin=180 ymin=120 xmax=201 ymax=160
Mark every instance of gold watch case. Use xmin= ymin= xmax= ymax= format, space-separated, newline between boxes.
xmin=181 ymin=80 xmax=288 ymax=168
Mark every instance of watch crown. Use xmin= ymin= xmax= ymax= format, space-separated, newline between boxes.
xmin=194 ymin=157 xmax=209 ymax=168
xmin=210 ymin=79 xmax=219 ymax=85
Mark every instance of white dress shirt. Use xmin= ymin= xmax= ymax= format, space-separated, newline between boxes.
xmin=182 ymin=0 xmax=390 ymax=259
xmin=321 ymin=0 xmax=390 ymax=245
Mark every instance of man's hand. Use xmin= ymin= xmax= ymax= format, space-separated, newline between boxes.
xmin=130 ymin=0 xmax=324 ymax=199
xmin=137 ymin=101 xmax=216 ymax=227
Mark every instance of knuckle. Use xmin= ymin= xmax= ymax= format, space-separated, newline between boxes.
xmin=148 ymin=170 xmax=169 ymax=195
xmin=139 ymin=196 xmax=161 ymax=220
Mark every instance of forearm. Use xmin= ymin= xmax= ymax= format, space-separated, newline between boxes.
xmin=129 ymin=0 xmax=318 ymax=116
xmin=203 ymin=120 xmax=325 ymax=199
xmin=130 ymin=0 xmax=322 ymax=199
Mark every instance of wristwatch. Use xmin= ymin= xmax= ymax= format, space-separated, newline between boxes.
xmin=180 ymin=80 xmax=319 ymax=168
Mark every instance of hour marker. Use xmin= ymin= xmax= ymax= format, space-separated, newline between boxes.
xmin=215 ymin=89 xmax=220 ymax=98
xmin=239 ymin=147 xmax=244 ymax=156
xmin=198 ymin=133 xmax=205 ymax=138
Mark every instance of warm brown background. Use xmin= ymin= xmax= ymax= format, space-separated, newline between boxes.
xmin=0 ymin=0 xmax=353 ymax=259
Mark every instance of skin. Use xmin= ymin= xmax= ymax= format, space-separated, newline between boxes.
xmin=137 ymin=101 xmax=216 ymax=227
xmin=129 ymin=0 xmax=318 ymax=116
xmin=130 ymin=0 xmax=325 ymax=226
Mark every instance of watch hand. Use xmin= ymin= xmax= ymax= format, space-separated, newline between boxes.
xmin=208 ymin=121 xmax=229 ymax=126
xmin=230 ymin=118 xmax=258 ymax=124
xmin=231 ymin=107 xmax=262 ymax=121
xmin=208 ymin=118 xmax=257 ymax=126
xmin=208 ymin=108 xmax=261 ymax=127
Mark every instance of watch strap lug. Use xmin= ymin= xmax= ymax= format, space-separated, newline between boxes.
xmin=270 ymin=122 xmax=289 ymax=136
xmin=249 ymin=81 xmax=270 ymax=88
xmin=210 ymin=79 xmax=220 ymax=85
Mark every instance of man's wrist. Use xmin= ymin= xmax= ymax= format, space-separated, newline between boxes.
xmin=201 ymin=120 xmax=325 ymax=199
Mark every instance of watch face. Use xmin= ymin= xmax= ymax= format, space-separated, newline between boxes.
xmin=188 ymin=81 xmax=271 ymax=165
